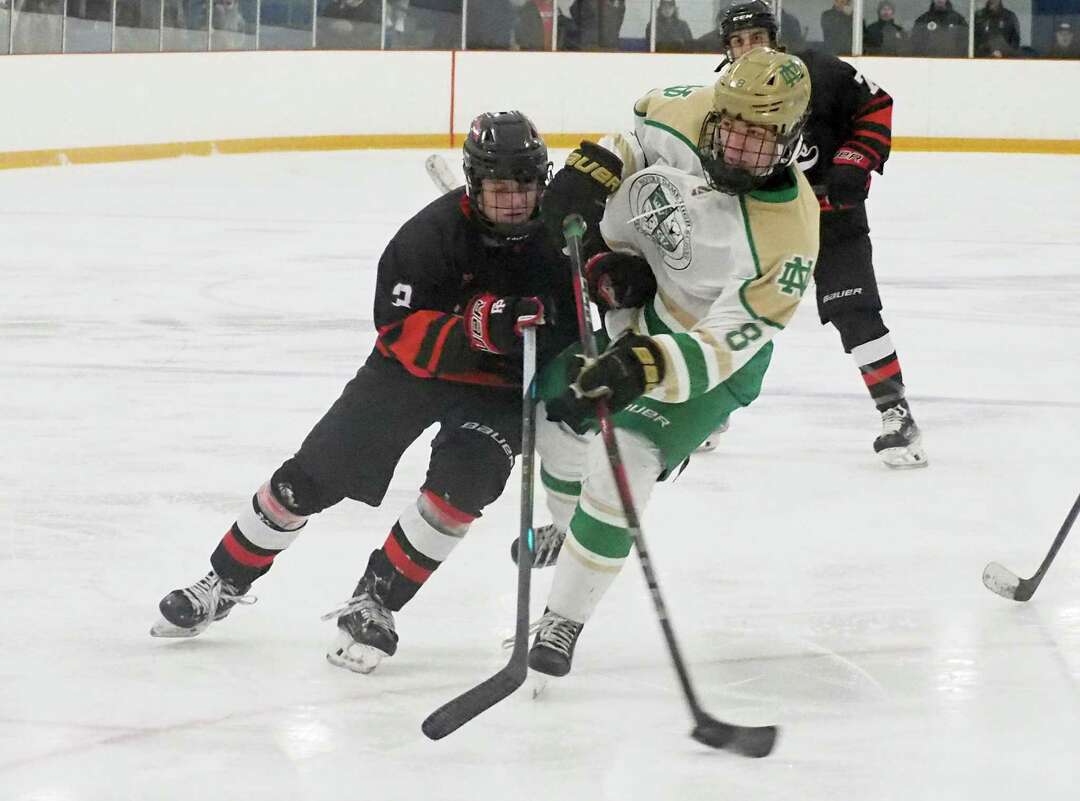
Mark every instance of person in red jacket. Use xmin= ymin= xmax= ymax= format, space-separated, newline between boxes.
xmin=150 ymin=111 xmax=579 ymax=675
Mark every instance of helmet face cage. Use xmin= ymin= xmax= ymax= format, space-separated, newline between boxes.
xmin=462 ymin=111 xmax=552 ymax=243
xmin=698 ymin=110 xmax=805 ymax=195
xmin=720 ymin=1 xmax=778 ymax=58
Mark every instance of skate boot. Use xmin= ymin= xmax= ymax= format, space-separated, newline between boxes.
xmin=527 ymin=609 xmax=584 ymax=677
xmin=874 ymin=402 xmax=928 ymax=469
xmin=695 ymin=419 xmax=730 ymax=453
xmin=150 ymin=571 xmax=253 ymax=638
xmin=510 ymin=524 xmax=566 ymax=569
xmin=324 ymin=574 xmax=399 ymax=675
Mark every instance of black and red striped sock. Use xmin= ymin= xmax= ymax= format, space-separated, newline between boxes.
xmin=851 ymin=333 xmax=907 ymax=412
xmin=375 ymin=490 xmax=476 ymax=611
xmin=210 ymin=482 xmax=307 ymax=588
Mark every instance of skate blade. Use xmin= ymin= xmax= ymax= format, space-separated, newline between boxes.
xmin=326 ymin=632 xmax=387 ymax=675
xmin=877 ymin=439 xmax=928 ymax=469
xmin=149 ymin=616 xmax=209 ymax=638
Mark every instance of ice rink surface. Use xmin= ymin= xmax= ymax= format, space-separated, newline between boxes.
xmin=1 ymin=148 xmax=1079 ymax=800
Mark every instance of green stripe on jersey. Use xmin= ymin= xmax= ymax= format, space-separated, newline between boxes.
xmin=643 ymin=296 xmax=675 ymax=336
xmin=670 ymin=333 xmax=709 ymax=398
xmin=642 ymin=119 xmax=699 ymax=159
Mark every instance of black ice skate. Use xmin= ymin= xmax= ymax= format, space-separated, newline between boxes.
xmin=874 ymin=402 xmax=928 ymax=469
xmin=324 ymin=574 xmax=399 ymax=675
xmin=527 ymin=609 xmax=584 ymax=677
xmin=150 ymin=571 xmax=253 ymax=638
xmin=510 ymin=524 xmax=565 ymax=569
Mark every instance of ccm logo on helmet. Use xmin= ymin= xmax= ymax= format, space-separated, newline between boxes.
xmin=565 ymin=153 xmax=622 ymax=192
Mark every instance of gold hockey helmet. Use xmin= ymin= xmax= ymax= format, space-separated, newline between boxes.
xmin=699 ymin=47 xmax=812 ymax=194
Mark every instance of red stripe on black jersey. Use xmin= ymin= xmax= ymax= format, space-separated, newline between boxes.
xmin=426 ymin=316 xmax=462 ymax=374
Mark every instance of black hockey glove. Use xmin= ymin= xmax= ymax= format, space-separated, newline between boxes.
xmin=826 ymin=148 xmax=873 ymax=207
xmin=541 ymin=142 xmax=623 ymax=253
xmin=463 ymin=293 xmax=546 ymax=355
xmin=585 ymin=251 xmax=657 ymax=311
xmin=546 ymin=333 xmax=665 ymax=432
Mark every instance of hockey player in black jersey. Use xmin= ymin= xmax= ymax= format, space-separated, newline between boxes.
xmin=150 ymin=111 xmax=579 ymax=673
xmin=715 ymin=1 xmax=927 ymax=468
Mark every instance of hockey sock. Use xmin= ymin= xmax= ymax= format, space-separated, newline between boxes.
xmin=540 ymin=466 xmax=580 ymax=532
xmin=851 ymin=333 xmax=907 ymax=412
xmin=211 ymin=482 xmax=307 ymax=587
xmin=377 ymin=489 xmax=475 ymax=610
xmin=547 ymin=518 xmax=627 ymax=624
xmin=536 ymin=408 xmax=592 ymax=530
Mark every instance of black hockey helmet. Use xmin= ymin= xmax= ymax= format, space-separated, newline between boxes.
xmin=462 ymin=110 xmax=551 ymax=243
xmin=720 ymin=1 xmax=778 ymax=54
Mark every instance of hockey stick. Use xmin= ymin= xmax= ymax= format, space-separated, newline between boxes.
xmin=421 ymin=327 xmax=538 ymax=739
xmin=982 ymin=490 xmax=1080 ymax=602
xmin=560 ymin=214 xmax=778 ymax=758
xmin=425 ymin=154 xmax=458 ymax=195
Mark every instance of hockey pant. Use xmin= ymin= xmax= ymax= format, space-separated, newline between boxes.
xmin=533 ymin=342 xmax=772 ymax=623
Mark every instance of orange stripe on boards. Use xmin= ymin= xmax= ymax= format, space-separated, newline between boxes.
xmin=2 ymin=134 xmax=1078 ymax=171
xmin=449 ymin=49 xmax=457 ymax=149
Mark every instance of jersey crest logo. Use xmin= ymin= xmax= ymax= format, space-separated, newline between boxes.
xmin=628 ymin=173 xmax=692 ymax=271
xmin=795 ymin=142 xmax=819 ymax=172
xmin=777 ymin=256 xmax=813 ymax=297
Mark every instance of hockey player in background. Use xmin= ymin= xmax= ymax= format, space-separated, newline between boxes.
xmin=150 ymin=111 xmax=579 ymax=674
xmin=522 ymin=49 xmax=820 ymax=675
xmin=714 ymin=2 xmax=925 ymax=467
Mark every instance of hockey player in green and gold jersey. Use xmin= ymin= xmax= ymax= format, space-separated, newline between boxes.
xmin=523 ymin=48 xmax=820 ymax=677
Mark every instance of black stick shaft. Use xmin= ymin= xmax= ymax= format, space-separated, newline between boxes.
xmin=1030 ymin=490 xmax=1080 ymax=585
xmin=420 ymin=329 xmax=537 ymax=739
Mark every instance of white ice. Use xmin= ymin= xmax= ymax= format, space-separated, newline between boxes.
xmin=1 ymin=149 xmax=1079 ymax=801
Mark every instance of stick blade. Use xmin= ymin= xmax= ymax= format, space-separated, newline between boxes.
xmin=982 ymin=561 xmax=1031 ymax=601
xmin=691 ymin=714 xmax=779 ymax=758
xmin=421 ymin=663 xmax=527 ymax=740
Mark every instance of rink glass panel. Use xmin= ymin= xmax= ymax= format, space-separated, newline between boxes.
xmin=0 ymin=0 xmax=1075 ymax=55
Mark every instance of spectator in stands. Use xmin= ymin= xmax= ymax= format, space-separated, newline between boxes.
xmin=385 ymin=0 xmax=433 ymax=48
xmin=213 ymin=0 xmax=246 ymax=30
xmin=566 ymin=0 xmax=625 ymax=50
xmin=645 ymin=0 xmax=693 ymax=51
xmin=467 ymin=0 xmax=515 ymax=48
xmin=779 ymin=8 xmax=806 ymax=50
xmin=821 ymin=0 xmax=855 ymax=54
xmin=974 ymin=0 xmax=1020 ymax=57
xmin=865 ymin=0 xmax=908 ymax=54
xmin=515 ymin=0 xmax=573 ymax=49
xmin=1046 ymin=20 xmax=1080 ymax=57
xmin=911 ymin=0 xmax=967 ymax=56
xmin=319 ymin=0 xmax=382 ymax=48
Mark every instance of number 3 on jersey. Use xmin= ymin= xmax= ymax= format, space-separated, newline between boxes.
xmin=391 ymin=283 xmax=413 ymax=308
